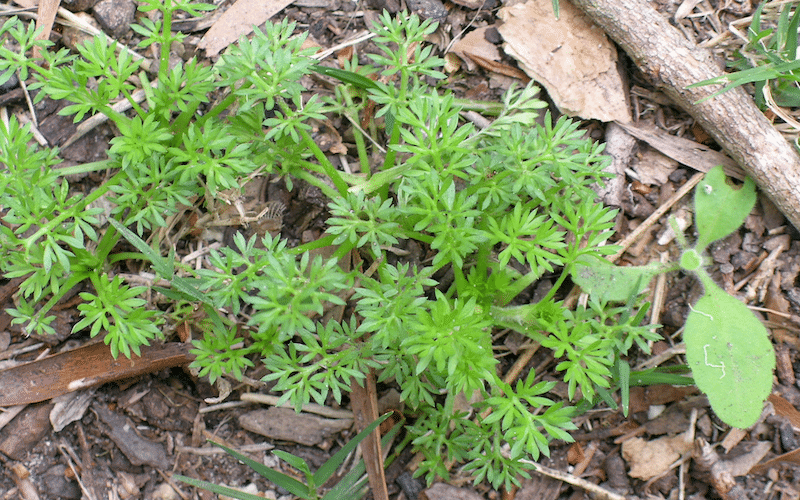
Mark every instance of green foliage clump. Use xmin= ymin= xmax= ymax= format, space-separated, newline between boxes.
xmin=0 ymin=1 xmax=657 ymax=489
xmin=690 ymin=1 xmax=800 ymax=108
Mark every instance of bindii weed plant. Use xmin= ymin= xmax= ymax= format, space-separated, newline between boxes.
xmin=573 ymin=166 xmax=775 ymax=429
xmin=0 ymin=1 xmax=661 ymax=489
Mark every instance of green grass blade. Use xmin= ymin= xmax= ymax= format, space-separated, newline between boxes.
xmin=313 ymin=412 xmax=392 ymax=486
xmin=311 ymin=64 xmax=379 ymax=90
xmin=108 ymin=218 xmax=173 ymax=279
xmin=273 ymin=450 xmax=312 ymax=475
xmin=108 ymin=218 xmax=210 ymax=303
xmin=595 ymin=387 xmax=617 ymax=411
xmin=750 ymin=1 xmax=766 ymax=39
xmin=174 ymin=475 xmax=273 ymax=500
xmin=616 ymin=358 xmax=630 ymax=417
xmin=777 ymin=3 xmax=792 ymax=52
xmin=629 ymin=367 xmax=694 ymax=386
xmin=207 ymin=441 xmax=311 ymax=498
xmin=689 ymin=56 xmax=800 ymax=103
xmin=323 ymin=416 xmax=402 ymax=500
xmin=786 ymin=5 xmax=800 ymax=59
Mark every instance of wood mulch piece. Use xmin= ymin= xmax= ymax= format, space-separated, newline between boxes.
xmin=3 ymin=0 xmax=800 ymax=499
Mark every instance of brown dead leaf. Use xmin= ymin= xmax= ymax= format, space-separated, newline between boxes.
xmin=336 ymin=44 xmax=353 ymax=68
xmin=198 ymin=0 xmax=296 ymax=57
xmin=643 ymin=384 xmax=697 ymax=406
xmin=775 ymin=343 xmax=796 ymax=386
xmin=615 ymin=121 xmax=744 ymax=179
xmin=765 ymin=276 xmax=796 ymax=362
xmin=642 ymin=404 xmax=693 ymax=437
xmin=497 ymin=0 xmax=630 ymax=122
xmin=751 ymin=446 xmax=800 ymax=474
xmin=315 ymin=120 xmax=348 ymax=156
xmin=450 ymin=26 xmax=501 ymax=72
xmin=621 ymin=434 xmax=693 ymax=480
xmin=633 ymin=147 xmax=679 ymax=186
xmin=724 ymin=441 xmax=772 ymax=477
xmin=350 ymin=370 xmax=389 ymax=500
xmin=567 ymin=441 xmax=584 ymax=465
xmin=465 ymin=53 xmax=530 ymax=81
xmin=35 ymin=0 xmax=60 ymax=59
xmin=769 ymin=393 xmax=800 ymax=431
xmin=627 ymin=386 xmax=649 ymax=414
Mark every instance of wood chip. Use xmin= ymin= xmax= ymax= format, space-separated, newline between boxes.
xmin=94 ymin=403 xmax=171 ymax=470
xmin=238 ymin=407 xmax=352 ymax=447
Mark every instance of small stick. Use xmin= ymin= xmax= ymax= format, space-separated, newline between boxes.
xmin=239 ymin=393 xmax=354 ymax=420
xmin=609 ymin=172 xmax=704 ymax=263
xmin=529 ymin=462 xmax=626 ymax=500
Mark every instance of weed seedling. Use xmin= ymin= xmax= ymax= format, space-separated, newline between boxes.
xmin=574 ymin=166 xmax=775 ymax=428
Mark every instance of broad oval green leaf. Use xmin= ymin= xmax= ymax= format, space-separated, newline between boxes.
xmin=684 ymin=275 xmax=774 ymax=428
xmin=571 ymin=255 xmax=664 ymax=302
xmin=694 ymin=166 xmax=756 ymax=252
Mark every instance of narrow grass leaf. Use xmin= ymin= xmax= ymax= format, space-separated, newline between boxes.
xmin=311 ymin=65 xmax=378 ymax=90
xmin=313 ymin=412 xmax=392 ymax=486
xmin=108 ymin=218 xmax=173 ymax=278
xmin=173 ymin=475 xmax=270 ymax=500
xmin=109 ymin=218 xmax=210 ymax=303
xmin=323 ymin=416 xmax=401 ymax=500
xmin=207 ymin=441 xmax=311 ymax=497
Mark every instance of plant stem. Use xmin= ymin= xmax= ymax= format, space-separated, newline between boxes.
xmin=292 ymin=168 xmax=340 ymax=200
xmin=339 ymin=90 xmax=372 ymax=175
xmin=298 ymin=128 xmax=349 ymax=196
xmin=159 ymin=7 xmax=173 ymax=77
xmin=56 ymin=160 xmax=114 ymax=177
